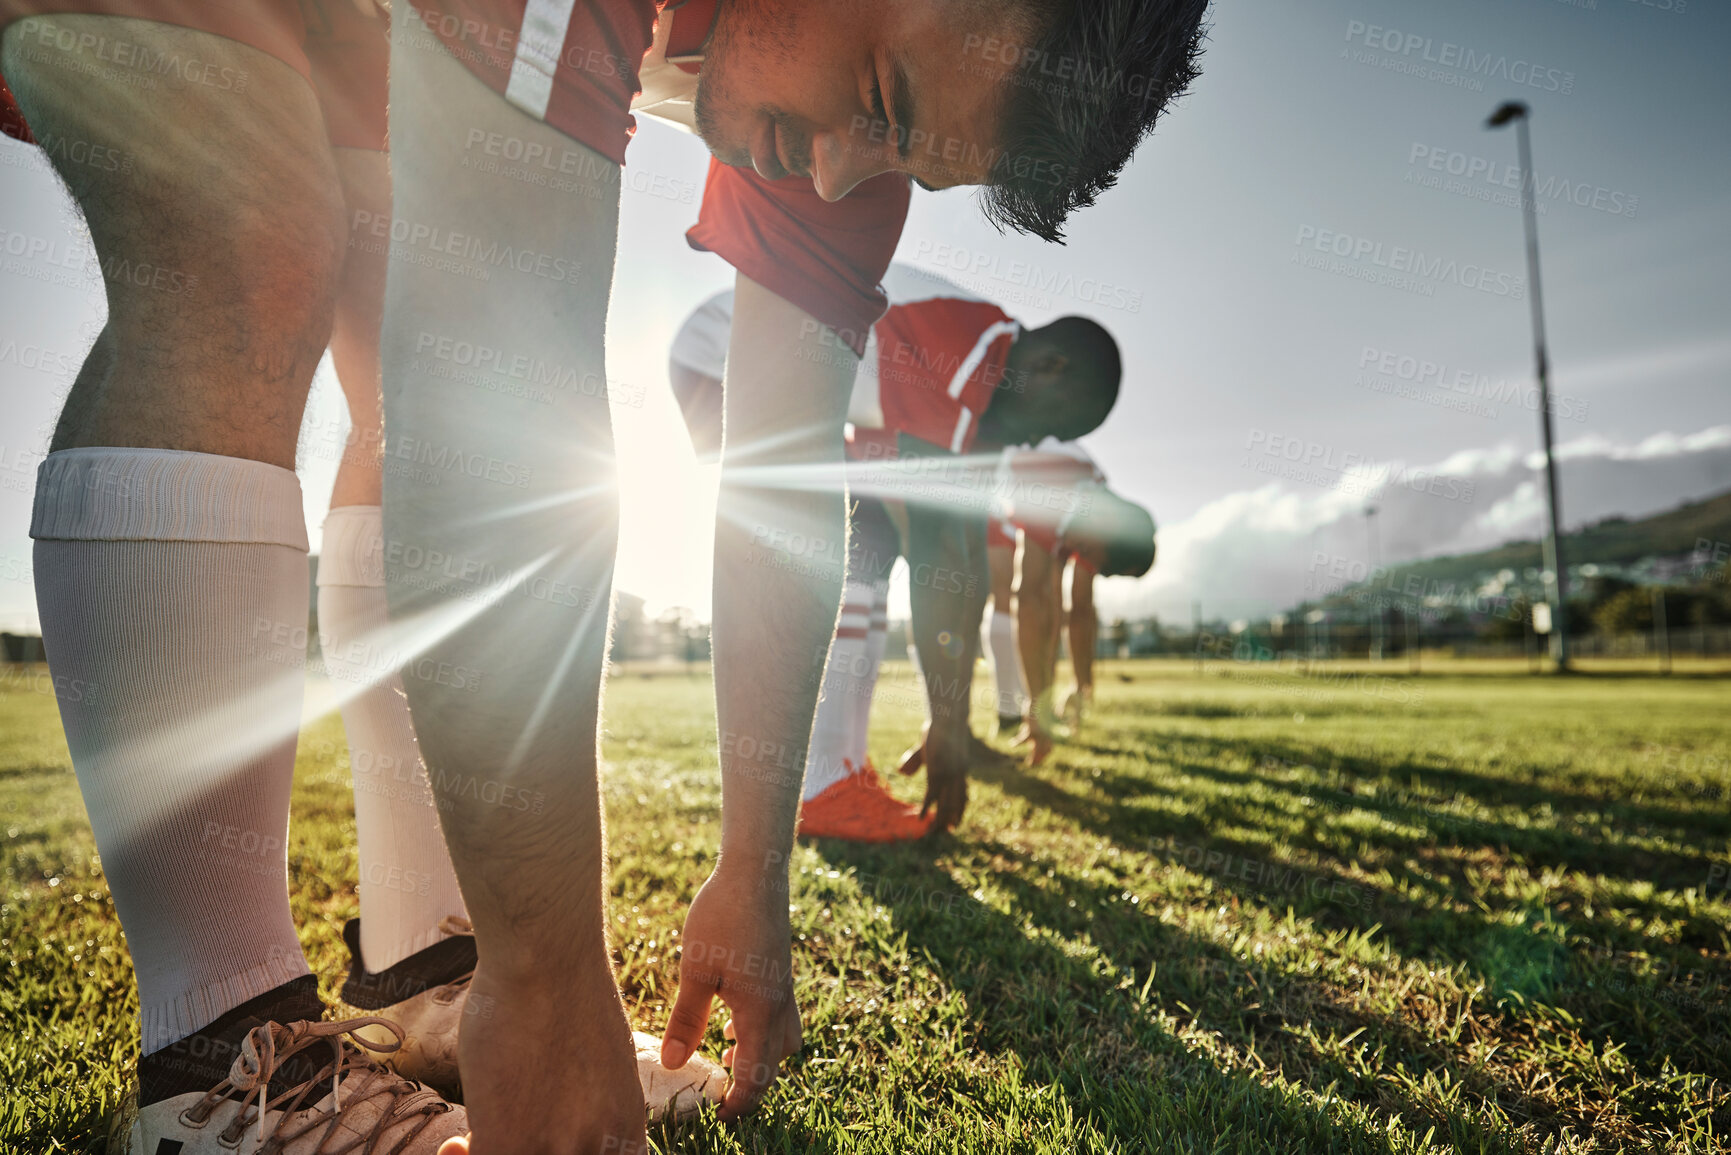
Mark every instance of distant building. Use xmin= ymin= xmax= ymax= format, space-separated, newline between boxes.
xmin=1 ymin=633 xmax=45 ymax=662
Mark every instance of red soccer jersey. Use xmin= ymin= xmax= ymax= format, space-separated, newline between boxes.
xmin=407 ymin=0 xmax=908 ymax=350
xmin=845 ymin=265 xmax=1018 ymax=459
xmin=669 ymin=265 xmax=1018 ymax=460
xmin=994 ymin=439 xmax=1107 ymax=556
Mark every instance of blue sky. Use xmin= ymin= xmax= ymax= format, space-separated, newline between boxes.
xmin=2 ymin=0 xmax=1727 ymax=628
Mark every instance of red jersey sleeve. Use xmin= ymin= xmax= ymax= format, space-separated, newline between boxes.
xmin=686 ymin=161 xmax=909 ymax=355
xmin=2 ymin=71 xmax=33 ymax=145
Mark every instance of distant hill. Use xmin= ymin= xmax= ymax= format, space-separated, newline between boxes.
xmin=1335 ymin=489 xmax=1731 ymax=600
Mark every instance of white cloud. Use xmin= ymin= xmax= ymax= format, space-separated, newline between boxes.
xmin=1100 ymin=425 xmax=1731 ymax=623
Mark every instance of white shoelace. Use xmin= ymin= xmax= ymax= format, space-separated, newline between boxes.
xmin=182 ymin=1016 xmax=451 ymax=1152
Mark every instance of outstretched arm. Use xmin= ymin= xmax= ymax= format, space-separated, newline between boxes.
xmin=380 ymin=25 xmax=646 ymax=1150
xmin=662 ymin=274 xmax=855 ymax=1119
xmin=904 ymin=484 xmax=987 ymax=828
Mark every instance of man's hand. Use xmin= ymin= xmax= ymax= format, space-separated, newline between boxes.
xmin=901 ymin=723 xmax=1012 ymax=780
xmin=895 ymin=720 xmax=929 ymax=776
xmin=919 ymin=722 xmax=969 ymax=829
xmin=1012 ymin=717 xmax=1055 ymax=767
xmin=662 ymin=869 xmax=801 ymax=1122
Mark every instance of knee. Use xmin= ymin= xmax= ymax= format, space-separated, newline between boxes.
xmin=6 ymin=16 xmax=348 ymax=358
xmin=238 ymin=202 xmax=349 ymax=363
xmin=84 ymin=180 xmax=350 ymax=402
xmin=332 ymin=149 xmax=391 ymax=316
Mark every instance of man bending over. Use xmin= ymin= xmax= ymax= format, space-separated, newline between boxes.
xmin=670 ymin=263 xmax=1121 ymax=839
xmin=996 ymin=441 xmax=1157 ymax=764
xmin=5 ymin=1 xmax=1207 ymax=1150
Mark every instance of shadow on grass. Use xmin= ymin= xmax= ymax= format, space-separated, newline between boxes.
xmin=804 ymin=834 xmax=1525 ymax=1154
xmin=1081 ymin=729 xmax=1721 ymax=930
xmin=959 ymin=732 xmax=1730 ymax=1134
xmin=1055 ymin=726 xmax=1726 ymax=918
xmin=1074 ymin=725 xmax=1730 ymax=843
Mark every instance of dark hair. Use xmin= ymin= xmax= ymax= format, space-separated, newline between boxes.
xmin=1073 ymin=489 xmax=1156 ymax=577
xmin=984 ymin=0 xmax=1210 ymax=242
xmin=1040 ymin=315 xmax=1120 ymax=439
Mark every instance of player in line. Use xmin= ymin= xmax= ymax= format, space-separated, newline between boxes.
xmin=2 ymin=4 xmax=493 ymax=1148
xmin=990 ymin=440 xmax=1156 ymax=766
xmin=1001 ymin=517 xmax=1108 ymax=736
xmin=4 ymin=1 xmax=727 ymax=1135
xmin=4 ymin=1 xmax=1209 ymax=1151
xmin=895 ymin=441 xmax=1156 ymax=779
xmin=669 ymin=263 xmax=1122 ymax=841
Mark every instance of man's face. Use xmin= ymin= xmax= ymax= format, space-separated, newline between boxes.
xmin=980 ymin=349 xmax=1091 ymax=447
xmin=981 ymin=390 xmax=1059 ymax=448
xmin=696 ymin=0 xmax=1035 ymax=201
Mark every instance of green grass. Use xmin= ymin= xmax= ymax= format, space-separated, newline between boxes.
xmin=4 ymin=659 xmax=1730 ymax=1153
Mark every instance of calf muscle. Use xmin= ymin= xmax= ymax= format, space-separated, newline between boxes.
xmin=2 ymin=15 xmax=345 ymax=466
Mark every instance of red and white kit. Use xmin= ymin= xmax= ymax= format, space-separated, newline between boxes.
xmin=1 ymin=0 xmax=912 ymax=342
xmin=848 ymin=263 xmax=1020 ymax=458
xmin=670 ymin=267 xmax=1021 ymax=826
xmin=404 ymin=0 xmax=909 ymax=343
xmin=670 ymin=262 xmax=1021 ymax=457
xmin=989 ymin=439 xmax=1107 ymax=562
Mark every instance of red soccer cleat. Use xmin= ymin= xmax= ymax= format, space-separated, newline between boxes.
xmin=797 ymin=762 xmax=934 ymax=842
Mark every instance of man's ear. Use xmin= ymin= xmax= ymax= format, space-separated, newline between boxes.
xmin=1031 ymin=350 xmax=1070 ymax=377
xmin=1022 ymin=349 xmax=1070 ymax=392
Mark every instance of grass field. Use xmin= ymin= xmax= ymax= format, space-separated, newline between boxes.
xmin=3 ymin=658 xmax=1730 ymax=1153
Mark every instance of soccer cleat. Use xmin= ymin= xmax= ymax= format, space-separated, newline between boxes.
xmin=1011 ymin=722 xmax=1055 ymax=767
xmin=633 ymin=1030 xmax=727 ymax=1121
xmin=342 ymin=918 xmax=726 ymax=1120
xmin=797 ymin=762 xmax=934 ymax=842
xmin=997 ymin=712 xmax=1025 ymax=736
xmin=109 ymin=1016 xmax=466 ymax=1155
xmin=341 ymin=916 xmax=476 ymax=1100
xmin=1060 ymin=686 xmax=1093 ymax=728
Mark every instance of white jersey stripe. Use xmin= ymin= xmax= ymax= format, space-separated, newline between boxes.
xmin=949 ymin=409 xmax=973 ymax=454
xmin=505 ymin=0 xmax=579 ymax=120
xmin=946 ymin=319 xmax=1019 ymax=400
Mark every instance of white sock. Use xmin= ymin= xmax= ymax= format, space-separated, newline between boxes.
xmin=318 ymin=505 xmax=467 ymax=972
xmin=31 ymin=448 xmax=313 ymax=1054
xmin=803 ymin=579 xmax=873 ymax=800
xmin=846 ymin=581 xmax=889 ymax=758
xmin=988 ymin=607 xmax=1027 ymax=718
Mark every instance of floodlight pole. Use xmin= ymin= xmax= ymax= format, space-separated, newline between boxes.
xmin=1365 ymin=505 xmax=1383 ymax=660
xmin=1487 ymin=102 xmax=1569 ymax=671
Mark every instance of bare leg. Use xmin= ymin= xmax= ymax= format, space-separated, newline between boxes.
xmin=316 ymin=145 xmax=469 ymax=973
xmin=1013 ymin=539 xmax=1062 ymax=766
xmin=1063 ymin=561 xmax=1097 ymax=725
xmin=380 ymin=14 xmax=639 ymax=1152
xmin=4 ymin=10 xmax=344 ymax=1051
xmin=329 ymin=147 xmax=391 ymax=509
xmin=4 ymin=17 xmax=343 ymax=462
xmin=985 ymin=541 xmax=1024 ymax=729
